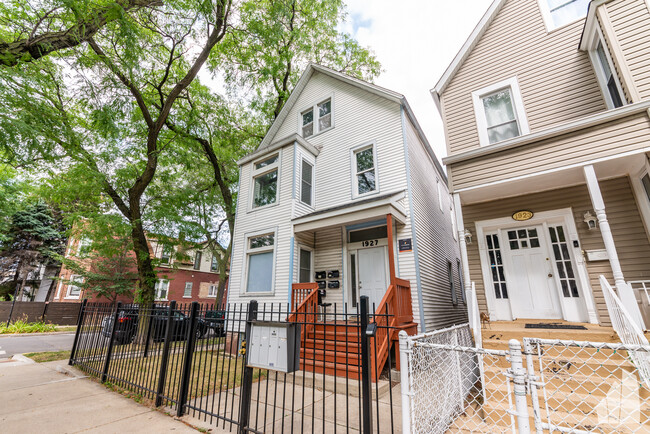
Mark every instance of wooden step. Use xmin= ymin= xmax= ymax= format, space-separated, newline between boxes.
xmin=301 ymin=338 xmax=362 ymax=353
xmin=300 ymin=347 xmax=362 ymax=365
xmin=309 ymin=329 xmax=362 ymax=343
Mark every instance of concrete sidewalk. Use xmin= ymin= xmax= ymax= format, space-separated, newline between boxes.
xmin=0 ymin=359 xmax=198 ymax=433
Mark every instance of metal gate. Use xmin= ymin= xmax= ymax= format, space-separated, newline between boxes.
xmin=399 ymin=327 xmax=650 ymax=433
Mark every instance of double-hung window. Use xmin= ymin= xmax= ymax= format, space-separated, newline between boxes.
xmin=183 ymin=282 xmax=193 ymax=298
xmin=300 ymin=158 xmax=314 ymax=206
xmin=352 ymin=144 xmax=378 ymax=197
xmin=193 ymin=251 xmax=202 ymax=270
xmin=538 ymin=0 xmax=589 ymax=31
xmin=155 ymin=279 xmax=169 ymax=300
xmin=473 ymin=78 xmax=529 ymax=147
xmin=252 ymin=154 xmax=279 ymax=208
xmin=592 ymin=41 xmax=624 ymax=109
xmin=301 ymin=99 xmax=332 ymax=138
xmin=208 ymin=284 xmax=218 ymax=297
xmin=246 ymin=232 xmax=275 ymax=293
xmin=77 ymin=237 xmax=92 ymax=257
xmin=161 ymin=245 xmax=173 ymax=265
xmin=211 ymin=255 xmax=218 ymax=272
xmin=67 ymin=275 xmax=83 ymax=298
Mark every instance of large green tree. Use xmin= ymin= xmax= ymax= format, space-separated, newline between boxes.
xmin=0 ymin=0 xmax=232 ymax=304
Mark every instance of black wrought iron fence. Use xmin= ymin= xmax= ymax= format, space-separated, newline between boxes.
xmin=69 ymin=297 xmax=400 ymax=433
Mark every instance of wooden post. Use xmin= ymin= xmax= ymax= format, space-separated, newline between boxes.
xmin=386 ymin=214 xmax=396 ymax=286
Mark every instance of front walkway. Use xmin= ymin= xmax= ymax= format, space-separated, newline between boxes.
xmin=0 ymin=359 xmax=198 ymax=433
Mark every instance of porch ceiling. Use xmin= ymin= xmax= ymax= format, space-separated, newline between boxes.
xmin=292 ymin=190 xmax=407 ymax=233
xmin=456 ymin=153 xmax=646 ymax=205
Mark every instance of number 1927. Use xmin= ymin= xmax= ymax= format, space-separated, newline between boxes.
xmin=361 ymin=239 xmax=379 ymax=247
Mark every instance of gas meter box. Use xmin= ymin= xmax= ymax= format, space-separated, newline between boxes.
xmin=247 ymin=321 xmax=300 ymax=373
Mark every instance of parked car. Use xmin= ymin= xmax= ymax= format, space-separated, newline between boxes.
xmin=101 ymin=306 xmax=209 ymax=344
xmin=202 ymin=309 xmax=226 ymax=337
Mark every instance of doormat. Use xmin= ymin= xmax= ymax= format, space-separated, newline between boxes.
xmin=525 ymin=323 xmax=587 ymax=330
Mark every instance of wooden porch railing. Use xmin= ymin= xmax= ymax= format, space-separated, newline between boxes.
xmin=287 ymin=283 xmax=319 ymax=337
xmin=371 ymin=277 xmax=413 ymax=381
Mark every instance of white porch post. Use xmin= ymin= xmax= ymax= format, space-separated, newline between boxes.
xmin=453 ymin=194 xmax=474 ymax=308
xmin=583 ymin=165 xmax=645 ymax=329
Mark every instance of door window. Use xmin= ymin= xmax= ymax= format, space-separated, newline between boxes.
xmin=298 ymin=248 xmax=312 ymax=283
xmin=548 ymin=226 xmax=579 ymax=298
xmin=486 ymin=234 xmax=508 ymax=299
xmin=507 ymin=228 xmax=540 ymax=250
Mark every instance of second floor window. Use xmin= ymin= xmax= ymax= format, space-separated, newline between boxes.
xmin=211 ymin=255 xmax=218 ymax=272
xmin=594 ymin=41 xmax=624 ymax=109
xmin=208 ymin=284 xmax=218 ymax=297
xmin=193 ymin=251 xmax=202 ymax=270
xmin=161 ymin=245 xmax=173 ymax=264
xmin=353 ymin=144 xmax=377 ymax=197
xmin=473 ymin=78 xmax=529 ymax=147
xmin=301 ymin=98 xmax=332 ymax=138
xmin=301 ymin=159 xmax=313 ymax=206
xmin=252 ymin=154 xmax=279 ymax=208
xmin=67 ymin=275 xmax=83 ymax=298
xmin=155 ymin=279 xmax=169 ymax=300
xmin=539 ymin=0 xmax=589 ymax=31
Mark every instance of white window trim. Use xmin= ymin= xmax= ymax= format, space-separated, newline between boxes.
xmin=537 ymin=0 xmax=589 ymax=33
xmin=183 ymin=282 xmax=193 ymax=298
xmin=299 ymin=156 xmax=315 ymax=207
xmin=250 ymin=153 xmax=281 ymax=211
xmin=297 ymin=245 xmax=315 ymax=283
xmin=585 ymin=25 xmax=626 ymax=110
xmin=155 ymin=279 xmax=169 ymax=301
xmin=472 ymin=77 xmax=530 ymax=147
xmin=208 ymin=284 xmax=218 ymax=298
xmin=350 ymin=141 xmax=380 ymax=199
xmin=65 ymin=275 xmax=83 ymax=299
xmin=77 ymin=237 xmax=92 ymax=256
xmin=437 ymin=179 xmax=443 ymax=211
xmin=297 ymin=94 xmax=335 ymax=139
xmin=242 ymin=228 xmax=278 ymax=295
xmin=160 ymin=244 xmax=173 ymax=266
xmin=631 ymin=161 xmax=650 ymax=244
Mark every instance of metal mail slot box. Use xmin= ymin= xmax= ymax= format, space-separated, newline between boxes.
xmin=247 ymin=321 xmax=300 ymax=373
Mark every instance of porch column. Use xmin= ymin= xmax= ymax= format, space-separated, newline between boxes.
xmin=386 ymin=214 xmax=396 ymax=286
xmin=583 ymin=165 xmax=645 ymax=329
xmin=453 ymin=194 xmax=473 ymax=297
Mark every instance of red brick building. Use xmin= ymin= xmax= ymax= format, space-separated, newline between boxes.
xmin=53 ymin=235 xmax=226 ymax=305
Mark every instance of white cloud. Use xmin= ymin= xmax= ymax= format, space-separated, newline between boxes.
xmin=343 ymin=0 xmax=493 ymax=163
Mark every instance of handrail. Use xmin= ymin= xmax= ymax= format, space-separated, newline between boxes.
xmin=291 ymin=282 xmax=318 ymax=309
xmin=600 ymin=275 xmax=650 ymax=387
xmin=287 ymin=282 xmax=319 ymax=323
xmin=467 ymin=282 xmax=482 ymax=348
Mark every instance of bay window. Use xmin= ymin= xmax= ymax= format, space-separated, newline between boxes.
xmin=252 ymin=154 xmax=279 ymax=208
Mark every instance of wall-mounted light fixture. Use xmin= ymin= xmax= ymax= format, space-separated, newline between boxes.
xmin=583 ymin=211 xmax=598 ymax=230
xmin=463 ymin=229 xmax=473 ymax=245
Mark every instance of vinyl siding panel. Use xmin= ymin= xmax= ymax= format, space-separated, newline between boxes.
xmin=461 ymin=177 xmax=650 ymax=326
xmin=441 ymin=0 xmax=606 ymax=156
xmin=450 ymin=112 xmax=650 ymax=191
xmin=607 ymin=0 xmax=650 ymax=100
xmin=313 ymin=227 xmax=344 ymax=306
xmin=405 ymin=117 xmax=466 ymax=331
xmin=269 ymin=71 xmax=406 ymax=211
xmin=228 ymin=146 xmax=294 ymax=305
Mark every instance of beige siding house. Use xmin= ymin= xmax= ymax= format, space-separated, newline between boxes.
xmin=433 ymin=0 xmax=650 ymax=329
xmin=228 ymin=64 xmax=465 ymax=332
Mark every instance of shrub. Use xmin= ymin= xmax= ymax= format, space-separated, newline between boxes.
xmin=0 ymin=319 xmax=57 ymax=334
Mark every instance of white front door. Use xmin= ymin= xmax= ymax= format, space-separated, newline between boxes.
xmin=357 ymin=246 xmax=388 ymax=310
xmin=503 ymin=226 xmax=562 ymax=319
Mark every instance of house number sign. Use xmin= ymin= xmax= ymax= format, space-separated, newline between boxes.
xmin=512 ymin=210 xmax=533 ymax=221
xmin=361 ymin=239 xmax=379 ymax=247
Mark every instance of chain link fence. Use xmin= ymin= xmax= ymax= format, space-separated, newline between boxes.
xmin=400 ymin=325 xmax=650 ymax=433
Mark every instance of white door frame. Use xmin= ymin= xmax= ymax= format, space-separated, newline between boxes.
xmin=475 ymin=208 xmax=598 ymax=324
xmin=346 ymin=238 xmax=390 ymax=310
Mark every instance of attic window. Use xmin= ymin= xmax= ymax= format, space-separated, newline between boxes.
xmin=301 ymin=98 xmax=332 ymax=138
xmin=538 ymin=0 xmax=589 ymax=31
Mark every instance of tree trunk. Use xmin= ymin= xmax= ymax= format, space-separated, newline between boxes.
xmin=130 ymin=220 xmax=156 ymax=306
xmin=215 ymin=240 xmax=232 ymax=306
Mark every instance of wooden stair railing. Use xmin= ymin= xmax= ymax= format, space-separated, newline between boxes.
xmin=287 ymin=282 xmax=320 ymax=338
xmin=370 ymin=278 xmax=414 ymax=381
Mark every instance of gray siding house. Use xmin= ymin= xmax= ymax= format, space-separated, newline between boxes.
xmin=228 ymin=64 xmax=465 ymax=332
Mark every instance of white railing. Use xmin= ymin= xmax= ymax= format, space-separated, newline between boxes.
xmin=600 ymin=275 xmax=650 ymax=387
xmin=628 ymin=280 xmax=650 ymax=304
xmin=466 ymin=281 xmax=482 ymax=348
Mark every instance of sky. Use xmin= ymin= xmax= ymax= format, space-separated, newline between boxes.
xmin=342 ymin=0 xmax=494 ymax=161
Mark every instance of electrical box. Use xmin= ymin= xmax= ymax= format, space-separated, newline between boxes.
xmin=247 ymin=321 xmax=300 ymax=373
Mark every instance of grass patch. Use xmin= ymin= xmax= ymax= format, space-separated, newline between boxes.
xmin=55 ymin=326 xmax=77 ymax=332
xmin=24 ymin=350 xmax=71 ymax=363
xmin=0 ymin=320 xmax=57 ymax=334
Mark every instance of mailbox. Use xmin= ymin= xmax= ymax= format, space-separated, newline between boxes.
xmin=327 ymin=280 xmax=340 ymax=289
xmin=315 ymin=271 xmax=327 ymax=280
xmin=327 ymin=270 xmax=340 ymax=279
xmin=247 ymin=321 xmax=300 ymax=373
xmin=316 ymin=280 xmax=327 ymax=289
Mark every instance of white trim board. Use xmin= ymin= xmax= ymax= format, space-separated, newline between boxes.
xmin=474 ymin=208 xmax=598 ymax=324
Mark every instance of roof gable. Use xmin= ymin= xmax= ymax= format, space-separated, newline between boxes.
xmin=430 ymin=0 xmax=507 ymax=111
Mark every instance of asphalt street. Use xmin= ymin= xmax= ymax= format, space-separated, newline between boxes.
xmin=0 ymin=333 xmax=75 ymax=358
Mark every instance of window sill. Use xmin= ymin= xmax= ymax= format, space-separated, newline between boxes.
xmin=303 ymin=125 xmax=334 ymax=141
xmin=249 ymin=201 xmax=280 ymax=213
xmin=64 ymin=296 xmax=80 ymax=300
xmin=352 ymin=189 xmax=381 ymax=200
xmin=182 ymin=296 xmax=192 ymax=298
xmin=241 ymin=292 xmax=275 ymax=297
